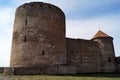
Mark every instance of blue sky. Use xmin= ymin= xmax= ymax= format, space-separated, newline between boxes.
xmin=0 ymin=0 xmax=120 ymax=67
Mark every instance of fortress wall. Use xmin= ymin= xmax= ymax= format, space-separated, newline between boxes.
xmin=4 ymin=65 xmax=76 ymax=75
xmin=66 ymin=38 xmax=101 ymax=73
xmin=10 ymin=2 xmax=66 ymax=67
xmin=0 ymin=67 xmax=4 ymax=73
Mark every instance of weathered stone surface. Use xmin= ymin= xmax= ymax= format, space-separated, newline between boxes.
xmin=3 ymin=65 xmax=76 ymax=75
xmin=57 ymin=65 xmax=76 ymax=74
xmin=116 ymin=57 xmax=120 ymax=72
xmin=93 ymin=38 xmax=116 ymax=72
xmin=66 ymin=38 xmax=101 ymax=73
xmin=0 ymin=67 xmax=4 ymax=73
xmin=4 ymin=67 xmax=14 ymax=75
xmin=10 ymin=2 xmax=66 ymax=67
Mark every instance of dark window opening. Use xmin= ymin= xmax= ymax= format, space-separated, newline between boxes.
xmin=108 ymin=58 xmax=111 ymax=62
xmin=25 ymin=20 xmax=27 ymax=25
xmin=48 ymin=5 xmax=50 ymax=8
xmin=23 ymin=5 xmax=25 ymax=8
xmin=42 ymin=50 xmax=45 ymax=55
xmin=24 ymin=36 xmax=27 ymax=42
xmin=31 ymin=4 xmax=33 ymax=7
xmin=40 ymin=4 xmax=42 ymax=7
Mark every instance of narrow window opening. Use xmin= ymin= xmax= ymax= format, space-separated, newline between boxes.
xmin=25 ymin=20 xmax=27 ymax=25
xmin=31 ymin=4 xmax=33 ymax=7
xmin=108 ymin=58 xmax=111 ymax=62
xmin=23 ymin=5 xmax=25 ymax=8
xmin=42 ymin=50 xmax=45 ymax=55
xmin=40 ymin=4 xmax=42 ymax=7
xmin=48 ymin=5 xmax=50 ymax=8
xmin=24 ymin=36 xmax=27 ymax=42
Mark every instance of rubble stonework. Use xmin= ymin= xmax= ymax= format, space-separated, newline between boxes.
xmin=10 ymin=2 xmax=66 ymax=67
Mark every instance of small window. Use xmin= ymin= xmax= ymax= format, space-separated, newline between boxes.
xmin=108 ymin=58 xmax=111 ymax=62
xmin=31 ymin=4 xmax=33 ymax=7
xmin=48 ymin=5 xmax=50 ymax=8
xmin=40 ymin=4 xmax=42 ymax=7
xmin=23 ymin=5 xmax=25 ymax=8
xmin=25 ymin=20 xmax=27 ymax=25
xmin=42 ymin=50 xmax=45 ymax=55
xmin=24 ymin=36 xmax=27 ymax=42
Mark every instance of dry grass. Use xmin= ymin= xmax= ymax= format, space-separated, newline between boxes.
xmin=0 ymin=73 xmax=120 ymax=80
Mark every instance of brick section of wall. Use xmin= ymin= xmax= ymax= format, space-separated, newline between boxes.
xmin=66 ymin=38 xmax=101 ymax=73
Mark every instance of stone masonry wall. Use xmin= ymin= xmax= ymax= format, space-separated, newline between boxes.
xmin=115 ymin=57 xmax=120 ymax=72
xmin=0 ymin=67 xmax=4 ymax=73
xmin=4 ymin=65 xmax=76 ymax=75
xmin=10 ymin=2 xmax=66 ymax=67
xmin=93 ymin=38 xmax=116 ymax=72
xmin=66 ymin=38 xmax=101 ymax=73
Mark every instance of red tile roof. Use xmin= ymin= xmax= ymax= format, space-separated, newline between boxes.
xmin=92 ymin=30 xmax=112 ymax=39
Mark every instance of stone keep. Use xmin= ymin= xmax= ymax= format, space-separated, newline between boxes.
xmin=10 ymin=2 xmax=66 ymax=67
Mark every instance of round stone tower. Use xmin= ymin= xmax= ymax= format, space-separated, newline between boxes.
xmin=92 ymin=30 xmax=116 ymax=72
xmin=10 ymin=2 xmax=66 ymax=67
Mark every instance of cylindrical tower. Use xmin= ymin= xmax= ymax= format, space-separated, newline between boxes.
xmin=10 ymin=2 xmax=66 ymax=67
xmin=92 ymin=30 xmax=116 ymax=72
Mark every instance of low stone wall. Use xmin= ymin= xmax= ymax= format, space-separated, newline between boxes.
xmin=4 ymin=67 xmax=14 ymax=75
xmin=0 ymin=67 xmax=4 ymax=73
xmin=116 ymin=57 xmax=120 ymax=72
xmin=116 ymin=64 xmax=120 ymax=72
xmin=4 ymin=65 xmax=76 ymax=75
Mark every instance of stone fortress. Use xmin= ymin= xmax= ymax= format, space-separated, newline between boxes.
xmin=1 ymin=2 xmax=120 ymax=75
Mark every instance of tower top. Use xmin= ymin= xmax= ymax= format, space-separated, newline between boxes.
xmin=91 ymin=30 xmax=113 ymax=40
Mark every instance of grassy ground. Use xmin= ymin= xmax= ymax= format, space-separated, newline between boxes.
xmin=0 ymin=73 xmax=120 ymax=80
